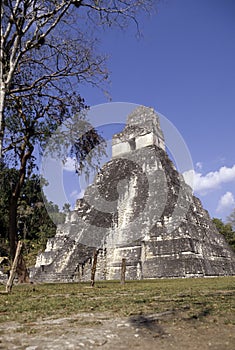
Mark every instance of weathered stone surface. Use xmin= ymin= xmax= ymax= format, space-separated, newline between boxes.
xmin=31 ymin=106 xmax=235 ymax=282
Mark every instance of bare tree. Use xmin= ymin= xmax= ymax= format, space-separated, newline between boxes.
xmin=0 ymin=0 xmax=154 ymax=159
xmin=0 ymin=1 xmax=155 ymax=274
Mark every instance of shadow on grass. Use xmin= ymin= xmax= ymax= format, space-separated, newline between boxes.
xmin=186 ymin=307 xmax=213 ymax=321
xmin=129 ymin=314 xmax=165 ymax=337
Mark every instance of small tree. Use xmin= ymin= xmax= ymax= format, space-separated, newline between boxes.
xmin=227 ymin=208 xmax=235 ymax=231
xmin=213 ymin=218 xmax=235 ymax=252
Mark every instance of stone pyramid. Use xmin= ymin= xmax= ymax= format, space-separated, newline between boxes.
xmin=32 ymin=106 xmax=235 ymax=282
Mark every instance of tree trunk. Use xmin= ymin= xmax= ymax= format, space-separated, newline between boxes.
xmin=8 ymin=148 xmax=33 ymax=282
xmin=0 ymin=86 xmax=5 ymax=161
xmin=91 ymin=250 xmax=98 ymax=287
xmin=9 ymin=196 xmax=18 ymax=259
xmin=8 ymin=197 xmax=30 ymax=283
xmin=8 ymin=147 xmax=33 ymax=256
xmin=120 ymin=258 xmax=126 ymax=285
xmin=0 ymin=2 xmax=5 ymax=161
xmin=17 ymin=253 xmax=29 ymax=283
xmin=6 ymin=241 xmax=23 ymax=293
xmin=0 ymin=61 xmax=5 ymax=162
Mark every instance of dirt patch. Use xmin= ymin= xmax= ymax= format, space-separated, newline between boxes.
xmin=0 ymin=279 xmax=234 ymax=349
xmin=0 ymin=311 xmax=234 ymax=350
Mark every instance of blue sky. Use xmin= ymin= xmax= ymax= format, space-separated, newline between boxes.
xmin=82 ymin=0 xmax=235 ymax=221
xmin=44 ymin=0 xmax=235 ymax=222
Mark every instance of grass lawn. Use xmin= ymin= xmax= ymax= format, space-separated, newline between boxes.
xmin=0 ymin=277 xmax=234 ymax=325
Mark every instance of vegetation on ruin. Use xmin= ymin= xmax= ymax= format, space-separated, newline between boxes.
xmin=213 ymin=218 xmax=235 ymax=252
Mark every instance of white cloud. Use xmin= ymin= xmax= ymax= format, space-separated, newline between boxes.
xmin=63 ymin=157 xmax=76 ymax=172
xmin=77 ymin=189 xmax=85 ymax=199
xmin=70 ymin=189 xmax=85 ymax=200
xmin=216 ymin=192 xmax=235 ymax=213
xmin=183 ymin=164 xmax=235 ymax=194
xmin=196 ymin=162 xmax=203 ymax=170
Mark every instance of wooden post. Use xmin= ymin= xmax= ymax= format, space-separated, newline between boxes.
xmin=6 ymin=241 xmax=23 ymax=293
xmin=120 ymin=258 xmax=126 ymax=285
xmin=90 ymin=250 xmax=98 ymax=287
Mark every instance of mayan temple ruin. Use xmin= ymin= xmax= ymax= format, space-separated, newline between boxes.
xmin=31 ymin=106 xmax=235 ymax=282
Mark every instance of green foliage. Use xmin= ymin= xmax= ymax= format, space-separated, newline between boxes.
xmin=0 ymin=166 xmax=19 ymax=251
xmin=3 ymin=91 xmax=106 ymax=259
xmin=0 ymin=164 xmax=63 ymax=264
xmin=212 ymin=218 xmax=235 ymax=252
xmin=227 ymin=208 xmax=235 ymax=231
